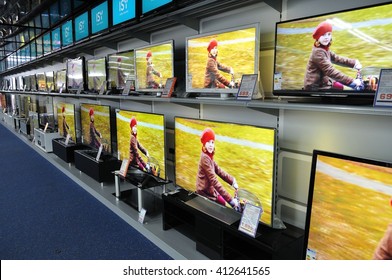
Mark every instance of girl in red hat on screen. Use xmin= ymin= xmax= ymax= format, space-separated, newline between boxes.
xmin=128 ymin=117 xmax=150 ymax=172
xmin=146 ymin=51 xmax=162 ymax=89
xmin=61 ymin=106 xmax=71 ymax=139
xmin=373 ymin=197 xmax=392 ymax=260
xmin=89 ymin=108 xmax=102 ymax=149
xmin=204 ymin=39 xmax=235 ymax=89
xmin=304 ymin=20 xmax=363 ymax=91
xmin=196 ymin=127 xmax=240 ymax=211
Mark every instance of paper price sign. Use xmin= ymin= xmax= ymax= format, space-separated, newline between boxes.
xmin=374 ymin=69 xmax=392 ymax=107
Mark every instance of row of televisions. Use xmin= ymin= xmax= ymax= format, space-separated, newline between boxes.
xmin=4 ymin=1 xmax=392 ymax=100
xmin=16 ymin=96 xmax=391 ymax=260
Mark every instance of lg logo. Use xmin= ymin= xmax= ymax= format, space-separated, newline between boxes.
xmin=119 ymin=0 xmax=128 ymax=12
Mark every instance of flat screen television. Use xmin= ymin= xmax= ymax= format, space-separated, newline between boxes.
xmin=24 ymin=76 xmax=31 ymax=91
xmin=142 ymin=0 xmax=173 ymax=15
xmin=45 ymin=71 xmax=54 ymax=91
xmin=116 ymin=109 xmax=166 ymax=180
xmin=91 ymin=1 xmax=109 ymax=34
xmin=174 ymin=117 xmax=277 ymax=226
xmin=55 ymin=69 xmax=67 ymax=92
xmin=80 ymin=103 xmax=112 ymax=153
xmin=66 ymin=57 xmax=86 ymax=92
xmin=36 ymin=73 xmax=46 ymax=91
xmin=135 ymin=40 xmax=174 ymax=93
xmin=186 ymin=24 xmax=260 ymax=98
xmin=107 ymin=50 xmax=135 ymax=91
xmin=87 ymin=57 xmax=107 ymax=92
xmin=37 ymin=96 xmax=55 ymax=131
xmin=112 ymin=0 xmax=136 ymax=26
xmin=56 ymin=102 xmax=76 ymax=141
xmin=273 ymin=2 xmax=392 ymax=100
xmin=30 ymin=74 xmax=37 ymax=91
xmin=304 ymin=150 xmax=392 ymax=260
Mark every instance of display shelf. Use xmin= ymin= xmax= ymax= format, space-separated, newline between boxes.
xmin=33 ymin=128 xmax=59 ymax=153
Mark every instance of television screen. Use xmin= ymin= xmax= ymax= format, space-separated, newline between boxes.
xmin=304 ymin=150 xmax=392 ymax=260
xmin=80 ymin=103 xmax=112 ymax=152
xmin=112 ymin=0 xmax=136 ymax=26
xmin=116 ymin=109 xmax=166 ymax=180
xmin=30 ymin=74 xmax=37 ymax=91
xmin=45 ymin=71 xmax=54 ymax=91
xmin=142 ymin=0 xmax=172 ymax=14
xmin=38 ymin=95 xmax=55 ymax=131
xmin=175 ymin=117 xmax=277 ymax=226
xmin=75 ymin=12 xmax=89 ymax=41
xmin=107 ymin=50 xmax=135 ymax=90
xmin=186 ymin=24 xmax=259 ymax=96
xmin=55 ymin=69 xmax=67 ymax=92
xmin=135 ymin=40 xmax=174 ymax=93
xmin=62 ymin=20 xmax=74 ymax=46
xmin=24 ymin=76 xmax=31 ymax=91
xmin=273 ymin=2 xmax=392 ymax=99
xmin=43 ymin=33 xmax=51 ymax=54
xmin=36 ymin=73 xmax=46 ymax=91
xmin=56 ymin=102 xmax=76 ymax=141
xmin=91 ymin=1 xmax=109 ymax=34
xmin=87 ymin=57 xmax=107 ymax=92
xmin=52 ymin=27 xmax=61 ymax=50
xmin=66 ymin=57 xmax=85 ymax=92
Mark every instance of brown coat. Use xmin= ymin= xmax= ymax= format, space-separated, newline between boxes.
xmin=373 ymin=223 xmax=392 ymax=260
xmin=204 ymin=55 xmax=231 ymax=88
xmin=196 ymin=151 xmax=233 ymax=203
xmin=129 ymin=134 xmax=147 ymax=169
xmin=304 ymin=46 xmax=356 ymax=90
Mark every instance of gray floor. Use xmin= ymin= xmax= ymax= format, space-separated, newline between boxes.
xmin=6 ymin=123 xmax=208 ymax=260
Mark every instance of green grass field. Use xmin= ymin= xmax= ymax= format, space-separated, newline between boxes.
xmin=57 ymin=102 xmax=76 ymax=140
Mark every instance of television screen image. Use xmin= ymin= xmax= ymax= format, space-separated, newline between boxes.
xmin=135 ymin=41 xmax=174 ymax=92
xmin=55 ymin=69 xmax=67 ymax=92
xmin=30 ymin=74 xmax=37 ymax=91
xmin=142 ymin=0 xmax=172 ymax=14
xmin=273 ymin=2 xmax=392 ymax=98
xmin=87 ymin=57 xmax=107 ymax=92
xmin=80 ymin=103 xmax=111 ymax=153
xmin=36 ymin=73 xmax=46 ymax=91
xmin=175 ymin=117 xmax=276 ymax=226
xmin=45 ymin=71 xmax=54 ymax=91
xmin=66 ymin=57 xmax=85 ymax=92
xmin=37 ymin=95 xmax=55 ymax=131
xmin=116 ymin=110 xmax=166 ymax=180
xmin=304 ymin=150 xmax=392 ymax=260
xmin=107 ymin=50 xmax=135 ymax=90
xmin=24 ymin=76 xmax=31 ymax=91
xmin=56 ymin=102 xmax=76 ymax=141
xmin=186 ymin=24 xmax=259 ymax=96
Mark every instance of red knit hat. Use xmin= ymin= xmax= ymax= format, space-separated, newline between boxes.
xmin=207 ymin=39 xmax=218 ymax=53
xmin=146 ymin=51 xmax=152 ymax=60
xmin=313 ymin=21 xmax=333 ymax=40
xmin=200 ymin=128 xmax=215 ymax=145
xmin=130 ymin=117 xmax=137 ymax=129
xmin=62 ymin=106 xmax=65 ymax=113
xmin=89 ymin=108 xmax=94 ymax=116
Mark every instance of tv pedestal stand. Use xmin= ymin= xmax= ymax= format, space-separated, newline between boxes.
xmin=52 ymin=138 xmax=89 ymax=163
xmin=33 ymin=128 xmax=59 ymax=152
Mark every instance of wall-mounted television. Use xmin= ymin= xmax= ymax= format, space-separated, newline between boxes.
xmin=62 ymin=20 xmax=74 ymax=47
xmin=107 ymin=50 xmax=135 ymax=91
xmin=273 ymin=2 xmax=392 ymax=101
xmin=87 ymin=57 xmax=107 ymax=92
xmin=30 ymin=74 xmax=37 ymax=91
xmin=142 ymin=0 xmax=173 ymax=15
xmin=80 ymin=103 xmax=112 ymax=153
xmin=45 ymin=71 xmax=54 ymax=91
xmin=186 ymin=24 xmax=259 ymax=98
xmin=135 ymin=40 xmax=174 ymax=93
xmin=75 ymin=11 xmax=89 ymax=41
xmin=116 ymin=109 xmax=166 ymax=180
xmin=51 ymin=27 xmax=61 ymax=50
xmin=56 ymin=102 xmax=77 ymax=141
xmin=112 ymin=0 xmax=136 ymax=26
xmin=55 ymin=69 xmax=67 ymax=92
xmin=36 ymin=73 xmax=46 ymax=91
xmin=38 ymin=95 xmax=55 ymax=131
xmin=175 ymin=117 xmax=277 ymax=227
xmin=304 ymin=150 xmax=392 ymax=260
xmin=91 ymin=1 xmax=109 ymax=34
xmin=66 ymin=57 xmax=85 ymax=92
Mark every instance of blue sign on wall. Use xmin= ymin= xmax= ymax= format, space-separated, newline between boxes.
xmin=43 ymin=33 xmax=51 ymax=54
xmin=91 ymin=1 xmax=109 ymax=34
xmin=75 ymin=12 xmax=89 ymax=41
xmin=112 ymin=0 xmax=136 ymax=26
xmin=62 ymin=20 xmax=73 ymax=46
xmin=142 ymin=0 xmax=172 ymax=14
xmin=51 ymin=28 xmax=61 ymax=50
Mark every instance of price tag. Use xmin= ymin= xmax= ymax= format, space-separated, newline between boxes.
xmin=374 ymin=69 xmax=392 ymax=107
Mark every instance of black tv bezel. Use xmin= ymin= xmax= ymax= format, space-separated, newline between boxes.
xmin=272 ymin=1 xmax=392 ymax=100
xmin=303 ymin=149 xmax=392 ymax=260
xmin=173 ymin=116 xmax=278 ymax=228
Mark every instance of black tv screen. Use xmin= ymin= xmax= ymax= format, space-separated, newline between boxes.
xmin=273 ymin=2 xmax=392 ymax=99
xmin=304 ymin=150 xmax=392 ymax=260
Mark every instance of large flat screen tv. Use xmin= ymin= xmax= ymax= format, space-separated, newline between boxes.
xmin=56 ymin=102 xmax=76 ymax=141
xmin=186 ymin=24 xmax=259 ymax=98
xmin=273 ymin=2 xmax=392 ymax=100
xmin=45 ymin=71 xmax=54 ymax=91
xmin=175 ymin=117 xmax=277 ymax=226
xmin=66 ymin=57 xmax=86 ymax=92
xmin=135 ymin=40 xmax=174 ymax=93
xmin=116 ymin=109 xmax=166 ymax=180
xmin=37 ymin=96 xmax=55 ymax=131
xmin=55 ymin=69 xmax=67 ymax=92
xmin=80 ymin=103 xmax=112 ymax=153
xmin=304 ymin=150 xmax=392 ymax=260
xmin=87 ymin=57 xmax=107 ymax=92
xmin=107 ymin=50 xmax=135 ymax=91
xmin=36 ymin=73 xmax=46 ymax=91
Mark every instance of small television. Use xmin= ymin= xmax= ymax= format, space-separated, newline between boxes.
xmin=174 ymin=117 xmax=277 ymax=227
xmin=66 ymin=57 xmax=86 ymax=92
xmin=55 ymin=69 xmax=67 ymax=92
xmin=51 ymin=27 xmax=61 ymax=50
xmin=304 ymin=150 xmax=392 ymax=260
xmin=91 ymin=1 xmax=109 ymax=34
xmin=107 ymin=50 xmax=135 ymax=91
xmin=36 ymin=73 xmax=46 ymax=91
xmin=112 ymin=0 xmax=136 ymax=26
xmin=45 ymin=71 xmax=54 ymax=91
xmin=37 ymin=95 xmax=55 ymax=131
xmin=74 ymin=11 xmax=89 ymax=42
xmin=80 ymin=103 xmax=112 ymax=153
xmin=135 ymin=40 xmax=174 ymax=93
xmin=56 ymin=102 xmax=77 ymax=141
xmin=87 ymin=57 xmax=107 ymax=93
xmin=24 ymin=76 xmax=31 ymax=91
xmin=141 ymin=0 xmax=173 ymax=15
xmin=273 ymin=2 xmax=392 ymax=101
xmin=61 ymin=20 xmax=74 ymax=47
xmin=116 ymin=109 xmax=166 ymax=180
xmin=30 ymin=74 xmax=37 ymax=91
xmin=186 ymin=24 xmax=260 ymax=98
